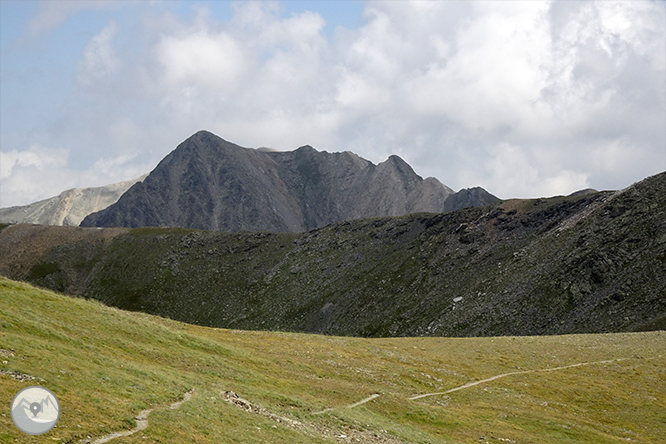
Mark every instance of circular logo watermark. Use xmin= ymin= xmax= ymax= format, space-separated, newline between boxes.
xmin=10 ymin=386 xmax=60 ymax=435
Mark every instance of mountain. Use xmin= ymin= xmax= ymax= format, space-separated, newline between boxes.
xmin=0 ymin=175 xmax=147 ymax=226
xmin=2 ymin=171 xmax=664 ymax=337
xmin=80 ymin=130 xmax=498 ymax=232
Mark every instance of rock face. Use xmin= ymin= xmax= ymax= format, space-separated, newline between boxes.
xmin=0 ymin=175 xmax=146 ymax=227
xmin=80 ymin=130 xmax=498 ymax=232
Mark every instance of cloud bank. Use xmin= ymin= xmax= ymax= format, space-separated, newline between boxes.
xmin=1 ymin=0 xmax=664 ymax=207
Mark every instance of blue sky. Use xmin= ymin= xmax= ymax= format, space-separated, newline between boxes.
xmin=1 ymin=0 xmax=665 ymax=208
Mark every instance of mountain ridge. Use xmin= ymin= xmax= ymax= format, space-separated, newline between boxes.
xmin=0 ymin=175 xmax=147 ymax=226
xmin=2 ymin=171 xmax=664 ymax=337
xmin=80 ymin=130 xmax=497 ymax=232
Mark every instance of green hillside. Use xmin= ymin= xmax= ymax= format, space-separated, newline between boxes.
xmin=1 ymin=277 xmax=665 ymax=443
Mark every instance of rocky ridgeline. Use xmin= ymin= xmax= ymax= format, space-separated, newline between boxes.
xmin=0 ymin=175 xmax=146 ymax=226
xmin=80 ymin=130 xmax=498 ymax=233
xmin=0 ymin=171 xmax=664 ymax=337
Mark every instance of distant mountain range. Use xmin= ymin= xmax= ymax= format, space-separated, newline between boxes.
xmin=0 ymin=175 xmax=146 ymax=227
xmin=77 ymin=130 xmax=497 ymax=232
xmin=1 ymin=171 xmax=664 ymax=337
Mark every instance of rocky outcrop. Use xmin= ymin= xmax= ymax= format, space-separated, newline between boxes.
xmin=80 ymin=131 xmax=498 ymax=232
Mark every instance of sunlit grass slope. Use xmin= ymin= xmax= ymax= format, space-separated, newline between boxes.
xmin=1 ymin=277 xmax=664 ymax=444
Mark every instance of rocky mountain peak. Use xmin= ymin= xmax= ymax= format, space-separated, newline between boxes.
xmin=79 ymin=131 xmax=498 ymax=232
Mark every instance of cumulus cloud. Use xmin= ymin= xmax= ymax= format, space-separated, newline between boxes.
xmin=459 ymin=142 xmax=591 ymax=198
xmin=0 ymin=145 xmax=74 ymax=207
xmin=1 ymin=145 xmax=68 ymax=180
xmin=407 ymin=2 xmax=551 ymax=131
xmin=2 ymin=0 xmax=664 ymax=207
xmin=148 ymin=2 xmax=335 ymax=148
xmin=0 ymin=144 xmax=150 ymax=208
xmin=156 ymin=30 xmax=245 ymax=90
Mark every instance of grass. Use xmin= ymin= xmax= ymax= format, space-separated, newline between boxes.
xmin=1 ymin=276 xmax=665 ymax=443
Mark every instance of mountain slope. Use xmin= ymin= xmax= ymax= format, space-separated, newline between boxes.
xmin=80 ymin=130 xmax=498 ymax=232
xmin=0 ymin=175 xmax=146 ymax=226
xmin=1 ymin=277 xmax=665 ymax=444
xmin=2 ymin=172 xmax=664 ymax=337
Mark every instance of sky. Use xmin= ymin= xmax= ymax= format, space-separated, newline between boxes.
xmin=1 ymin=0 xmax=664 ymax=208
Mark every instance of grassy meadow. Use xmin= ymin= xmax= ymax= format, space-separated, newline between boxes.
xmin=1 ymin=277 xmax=664 ymax=443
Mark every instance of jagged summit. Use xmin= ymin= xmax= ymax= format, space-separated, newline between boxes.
xmin=81 ymin=130 xmax=497 ymax=232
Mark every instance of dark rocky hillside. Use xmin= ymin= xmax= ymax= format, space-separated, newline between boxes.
xmin=80 ymin=130 xmax=498 ymax=232
xmin=1 ymin=172 xmax=664 ymax=337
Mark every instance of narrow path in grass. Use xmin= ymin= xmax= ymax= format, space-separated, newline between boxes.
xmin=314 ymin=357 xmax=628 ymax=414
xmin=86 ymin=389 xmax=194 ymax=444
xmin=408 ymin=358 xmax=626 ymax=400
xmin=84 ymin=358 xmax=630 ymax=441
xmin=348 ymin=393 xmax=381 ymax=408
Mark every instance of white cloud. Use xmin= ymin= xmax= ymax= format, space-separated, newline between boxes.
xmin=589 ymin=136 xmax=654 ymax=181
xmin=0 ymin=145 xmax=73 ymax=208
xmin=2 ymin=0 xmax=664 ymax=207
xmin=78 ymin=21 xmax=120 ymax=85
xmin=0 ymin=145 xmax=68 ymax=180
xmin=335 ymin=69 xmax=391 ymax=110
xmin=459 ymin=143 xmax=590 ymax=198
xmin=23 ymin=0 xmax=120 ymax=41
xmin=542 ymin=170 xmax=591 ymax=196
xmin=80 ymin=154 xmax=146 ymax=187
xmin=156 ymin=30 xmax=245 ymax=89
xmin=26 ymin=0 xmax=91 ymax=38
xmin=0 ymin=143 xmax=151 ymax=208
xmin=407 ymin=2 xmax=552 ymax=131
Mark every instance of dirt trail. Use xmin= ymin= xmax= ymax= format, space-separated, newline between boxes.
xmin=223 ymin=391 xmax=403 ymax=443
xmin=82 ymin=358 xmax=629 ymax=443
xmin=348 ymin=393 xmax=381 ymax=408
xmin=85 ymin=389 xmax=194 ymax=444
xmin=409 ymin=358 xmax=626 ymax=400
xmin=314 ymin=358 xmax=628 ymax=413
